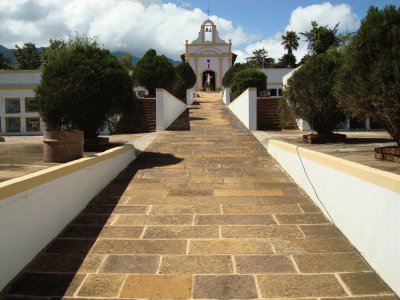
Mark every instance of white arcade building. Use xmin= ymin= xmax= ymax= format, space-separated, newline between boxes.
xmin=181 ymin=19 xmax=237 ymax=91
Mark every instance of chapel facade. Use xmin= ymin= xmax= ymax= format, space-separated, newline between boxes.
xmin=181 ymin=19 xmax=236 ymax=91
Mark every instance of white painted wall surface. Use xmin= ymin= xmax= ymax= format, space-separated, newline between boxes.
xmin=260 ymin=68 xmax=294 ymax=86
xmin=222 ymin=88 xmax=230 ymax=105
xmin=186 ymin=88 xmax=195 ymax=105
xmin=228 ymin=87 xmax=257 ymax=130
xmin=296 ymin=118 xmax=311 ymax=131
xmin=282 ymin=66 xmax=301 ymax=86
xmin=156 ymin=89 xmax=187 ymax=131
xmin=189 ymin=45 xmax=230 ymax=54
xmin=267 ymin=140 xmax=400 ymax=297
xmin=0 ymin=71 xmax=41 ymax=85
xmin=0 ymin=146 xmax=137 ymax=291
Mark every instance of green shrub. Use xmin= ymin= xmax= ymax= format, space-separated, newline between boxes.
xmin=35 ymin=36 xmax=134 ymax=139
xmin=230 ymin=68 xmax=267 ymax=96
xmin=285 ymin=51 xmax=344 ymax=135
xmin=222 ymin=63 xmax=249 ymax=87
xmin=335 ymin=5 xmax=400 ymax=146
xmin=172 ymin=62 xmax=196 ymax=100
xmin=133 ymin=49 xmax=175 ymax=95
xmin=277 ymin=96 xmax=297 ymax=129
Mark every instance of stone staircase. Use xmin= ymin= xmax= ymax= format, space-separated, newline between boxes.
xmin=115 ymin=98 xmax=157 ymax=133
xmin=257 ymin=97 xmax=298 ymax=130
xmin=257 ymin=97 xmax=282 ymax=130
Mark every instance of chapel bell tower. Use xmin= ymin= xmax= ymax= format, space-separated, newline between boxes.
xmin=181 ymin=19 xmax=237 ymax=91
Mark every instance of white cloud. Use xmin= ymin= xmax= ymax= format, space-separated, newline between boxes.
xmin=0 ymin=1 xmax=361 ymax=62
xmin=285 ymin=2 xmax=360 ymax=33
xmin=240 ymin=2 xmax=360 ymax=62
xmin=0 ymin=0 xmax=254 ymax=59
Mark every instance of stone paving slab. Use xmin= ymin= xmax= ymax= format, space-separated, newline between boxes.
xmin=2 ymin=92 xmax=398 ymax=299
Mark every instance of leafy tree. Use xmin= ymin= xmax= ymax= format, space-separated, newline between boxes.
xmin=172 ymin=62 xmax=196 ymax=99
xmin=119 ymin=53 xmax=135 ymax=71
xmin=13 ymin=42 xmax=41 ymax=69
xmin=335 ymin=5 xmax=400 ymax=146
xmin=246 ymin=48 xmax=275 ymax=68
xmin=231 ymin=68 xmax=267 ymax=96
xmin=281 ymin=31 xmax=300 ymax=55
xmin=277 ymin=53 xmax=297 ymax=68
xmin=0 ymin=53 xmax=10 ymax=69
xmin=222 ymin=63 xmax=250 ymax=87
xmin=134 ymin=49 xmax=175 ymax=95
xmin=35 ymin=36 xmax=134 ymax=139
xmin=285 ymin=51 xmax=344 ymax=135
xmin=41 ymin=39 xmax=68 ymax=66
xmin=301 ymin=21 xmax=339 ymax=55
xmin=299 ymin=54 xmax=311 ymax=65
xmin=175 ymin=62 xmax=196 ymax=89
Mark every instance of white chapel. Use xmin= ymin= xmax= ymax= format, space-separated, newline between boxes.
xmin=181 ymin=19 xmax=237 ymax=91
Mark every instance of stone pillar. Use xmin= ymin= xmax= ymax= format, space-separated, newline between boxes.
xmin=366 ymin=118 xmax=371 ymax=130
xmin=345 ymin=116 xmax=351 ymax=130
xmin=19 ymin=98 xmax=26 ymax=133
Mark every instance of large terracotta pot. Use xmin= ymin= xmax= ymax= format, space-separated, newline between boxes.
xmin=43 ymin=131 xmax=84 ymax=163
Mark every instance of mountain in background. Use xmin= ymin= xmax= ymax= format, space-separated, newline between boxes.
xmin=0 ymin=45 xmax=181 ymax=67
xmin=0 ymin=45 xmax=17 ymax=65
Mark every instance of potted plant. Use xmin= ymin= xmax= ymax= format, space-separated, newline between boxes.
xmin=35 ymin=36 xmax=134 ymax=162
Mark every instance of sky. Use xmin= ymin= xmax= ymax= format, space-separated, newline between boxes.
xmin=0 ymin=0 xmax=398 ymax=62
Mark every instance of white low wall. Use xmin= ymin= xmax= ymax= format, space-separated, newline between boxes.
xmin=0 ymin=145 xmax=136 ymax=291
xmin=156 ymin=88 xmax=187 ymax=131
xmin=267 ymin=140 xmax=400 ymax=296
xmin=222 ymin=88 xmax=230 ymax=104
xmin=186 ymin=88 xmax=195 ymax=106
xmin=228 ymin=87 xmax=257 ymax=130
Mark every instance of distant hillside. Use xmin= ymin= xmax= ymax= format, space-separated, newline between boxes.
xmin=112 ymin=51 xmax=141 ymax=65
xmin=0 ymin=45 xmax=181 ymax=67
xmin=0 ymin=45 xmax=16 ymax=65
xmin=112 ymin=51 xmax=181 ymax=65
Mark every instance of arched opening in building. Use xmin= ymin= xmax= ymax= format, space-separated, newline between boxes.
xmin=202 ymin=70 xmax=216 ymax=91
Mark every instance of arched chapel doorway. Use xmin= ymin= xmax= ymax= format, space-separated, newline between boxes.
xmin=202 ymin=70 xmax=216 ymax=91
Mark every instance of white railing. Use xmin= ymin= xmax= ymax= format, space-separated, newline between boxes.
xmin=0 ymin=145 xmax=137 ymax=291
xmin=227 ymin=87 xmax=257 ymax=130
xmin=267 ymin=139 xmax=400 ymax=297
xmin=156 ymin=88 xmax=187 ymax=131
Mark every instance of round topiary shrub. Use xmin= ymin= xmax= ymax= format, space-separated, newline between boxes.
xmin=133 ymin=49 xmax=176 ymax=96
xmin=230 ymin=68 xmax=267 ymax=96
xmin=222 ymin=63 xmax=249 ymax=87
xmin=172 ymin=62 xmax=196 ymax=100
xmin=35 ymin=36 xmax=134 ymax=139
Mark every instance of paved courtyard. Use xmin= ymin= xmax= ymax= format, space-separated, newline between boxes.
xmin=253 ymin=130 xmax=399 ymax=176
xmin=2 ymin=93 xmax=398 ymax=299
xmin=0 ymin=133 xmax=156 ymax=183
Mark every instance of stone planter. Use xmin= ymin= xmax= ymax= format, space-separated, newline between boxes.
xmin=375 ymin=146 xmax=400 ymax=162
xmin=43 ymin=130 xmax=84 ymax=163
xmin=303 ymin=133 xmax=346 ymax=144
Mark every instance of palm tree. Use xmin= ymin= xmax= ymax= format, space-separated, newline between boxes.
xmin=281 ymin=31 xmax=300 ymax=55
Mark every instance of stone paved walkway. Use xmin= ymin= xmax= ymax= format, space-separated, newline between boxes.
xmin=3 ymin=93 xmax=397 ymax=299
